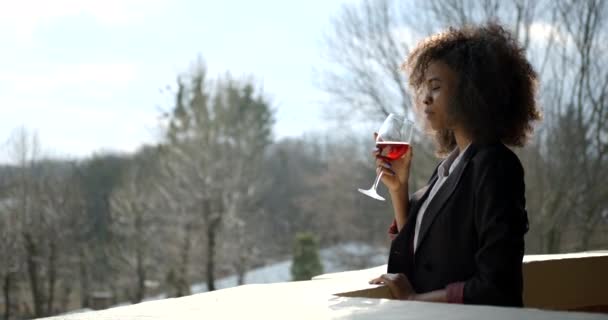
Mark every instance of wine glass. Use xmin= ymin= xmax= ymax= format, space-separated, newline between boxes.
xmin=358 ymin=114 xmax=414 ymax=201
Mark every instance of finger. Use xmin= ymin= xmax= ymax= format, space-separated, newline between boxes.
xmin=380 ymin=274 xmax=394 ymax=282
xmin=380 ymin=161 xmax=395 ymax=175
xmin=376 ymin=166 xmax=395 ymax=176
xmin=382 ymin=167 xmax=396 ymax=176
xmin=400 ymin=146 xmax=413 ymax=160
xmin=371 ymin=146 xmax=380 ymax=156
xmin=368 ymin=277 xmax=384 ymax=285
xmin=375 ymin=158 xmax=392 ymax=167
xmin=380 ymin=274 xmax=401 ymax=299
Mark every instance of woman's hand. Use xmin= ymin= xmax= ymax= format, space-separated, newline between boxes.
xmin=369 ymin=273 xmax=416 ymax=300
xmin=373 ymin=132 xmax=413 ymax=194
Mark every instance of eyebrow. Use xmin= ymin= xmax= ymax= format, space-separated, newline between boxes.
xmin=427 ymin=77 xmax=441 ymax=82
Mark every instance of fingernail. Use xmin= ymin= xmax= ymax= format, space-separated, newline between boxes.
xmin=383 ymin=163 xmax=392 ymax=168
xmin=382 ymin=166 xmax=395 ymax=175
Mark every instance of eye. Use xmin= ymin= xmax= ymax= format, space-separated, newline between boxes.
xmin=431 ymin=86 xmax=440 ymax=91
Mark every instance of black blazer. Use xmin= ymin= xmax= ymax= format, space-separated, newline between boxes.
xmin=387 ymin=142 xmax=529 ymax=307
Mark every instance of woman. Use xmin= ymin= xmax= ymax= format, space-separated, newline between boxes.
xmin=369 ymin=23 xmax=541 ymax=307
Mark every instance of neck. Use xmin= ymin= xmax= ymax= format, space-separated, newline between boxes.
xmin=453 ymin=129 xmax=472 ymax=152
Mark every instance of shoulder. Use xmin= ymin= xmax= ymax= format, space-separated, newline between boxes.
xmin=465 ymin=143 xmax=525 ymax=188
xmin=470 ymin=143 xmax=523 ymax=174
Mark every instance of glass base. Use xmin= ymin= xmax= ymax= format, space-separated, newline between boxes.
xmin=358 ymin=188 xmax=386 ymax=201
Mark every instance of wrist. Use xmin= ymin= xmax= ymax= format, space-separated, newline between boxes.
xmin=389 ymin=185 xmax=408 ymax=198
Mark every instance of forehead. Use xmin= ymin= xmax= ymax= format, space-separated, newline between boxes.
xmin=424 ymin=60 xmax=457 ymax=81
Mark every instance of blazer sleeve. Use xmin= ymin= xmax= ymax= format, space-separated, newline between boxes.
xmin=463 ymin=152 xmax=529 ymax=306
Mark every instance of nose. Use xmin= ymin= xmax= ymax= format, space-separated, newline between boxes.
xmin=422 ymin=91 xmax=432 ymax=105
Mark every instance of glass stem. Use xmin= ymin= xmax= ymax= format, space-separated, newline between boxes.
xmin=372 ymin=171 xmax=384 ymax=191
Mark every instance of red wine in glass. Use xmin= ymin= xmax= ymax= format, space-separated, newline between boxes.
xmin=358 ymin=114 xmax=414 ymax=201
xmin=377 ymin=141 xmax=410 ymax=161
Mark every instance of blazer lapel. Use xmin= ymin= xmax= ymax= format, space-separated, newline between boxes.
xmin=414 ymin=144 xmax=478 ymax=254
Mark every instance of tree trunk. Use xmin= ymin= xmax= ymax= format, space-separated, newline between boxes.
xmin=79 ymin=249 xmax=89 ymax=308
xmin=204 ymin=198 xmax=220 ymax=292
xmin=206 ymin=222 xmax=216 ymax=292
xmin=236 ymin=252 xmax=247 ymax=286
xmin=60 ymin=281 xmax=73 ymax=315
xmin=236 ymin=265 xmax=245 ymax=286
xmin=135 ymin=211 xmax=145 ymax=303
xmin=24 ymin=233 xmax=44 ymax=318
xmin=545 ymin=228 xmax=561 ymax=254
xmin=3 ymin=273 xmax=11 ymax=320
xmin=578 ymin=216 xmax=599 ymax=251
xmin=46 ymin=241 xmax=57 ymax=316
xmin=135 ymin=243 xmax=145 ymax=303
xmin=178 ymin=224 xmax=192 ymax=297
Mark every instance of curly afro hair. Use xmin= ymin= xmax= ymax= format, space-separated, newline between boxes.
xmin=403 ymin=23 xmax=542 ymax=155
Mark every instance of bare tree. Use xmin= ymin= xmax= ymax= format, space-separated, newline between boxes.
xmin=1 ymin=128 xmax=90 ymax=317
xmin=36 ymin=162 xmax=80 ymax=315
xmin=321 ymin=0 xmax=413 ymax=120
xmin=3 ymin=127 xmax=48 ymax=318
xmin=110 ymin=156 xmax=162 ymax=303
xmin=154 ymin=154 xmax=197 ymax=297
xmin=159 ymin=59 xmax=274 ymax=291
xmin=546 ymin=0 xmax=607 ymax=251
xmin=53 ymin=168 xmax=87 ymax=314
xmin=0 ymin=181 xmax=23 ymax=320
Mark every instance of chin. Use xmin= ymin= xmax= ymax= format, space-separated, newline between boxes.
xmin=428 ymin=122 xmax=441 ymax=131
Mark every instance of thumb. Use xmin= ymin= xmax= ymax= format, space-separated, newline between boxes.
xmin=380 ymin=275 xmax=400 ymax=299
xmin=369 ymin=277 xmax=384 ymax=284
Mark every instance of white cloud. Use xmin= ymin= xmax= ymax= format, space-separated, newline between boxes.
xmin=390 ymin=26 xmax=424 ymax=48
xmin=0 ymin=101 xmax=162 ymax=162
xmin=0 ymin=63 xmax=139 ymax=96
xmin=529 ymin=21 xmax=569 ymax=45
xmin=0 ymin=61 xmax=159 ymax=162
xmin=0 ymin=0 xmax=167 ymax=40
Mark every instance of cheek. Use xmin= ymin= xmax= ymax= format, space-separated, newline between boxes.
xmin=433 ymin=90 xmax=447 ymax=107
xmin=431 ymin=90 xmax=441 ymax=100
xmin=435 ymin=93 xmax=451 ymax=118
xmin=431 ymin=102 xmax=451 ymax=129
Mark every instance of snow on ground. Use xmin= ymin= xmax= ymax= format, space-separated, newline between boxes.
xmin=191 ymin=241 xmax=388 ymax=293
xmin=97 ymin=241 xmax=387 ymax=310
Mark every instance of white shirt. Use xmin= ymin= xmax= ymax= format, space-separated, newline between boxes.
xmin=413 ymin=144 xmax=470 ymax=253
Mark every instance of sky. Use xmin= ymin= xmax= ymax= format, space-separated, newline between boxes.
xmin=0 ymin=0 xmax=353 ymax=161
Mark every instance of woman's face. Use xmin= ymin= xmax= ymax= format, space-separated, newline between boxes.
xmin=417 ymin=60 xmax=458 ymax=132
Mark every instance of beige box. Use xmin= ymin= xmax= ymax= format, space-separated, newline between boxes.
xmin=522 ymin=252 xmax=608 ymax=312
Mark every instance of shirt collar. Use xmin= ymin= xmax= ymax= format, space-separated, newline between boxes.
xmin=438 ymin=143 xmax=471 ymax=177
